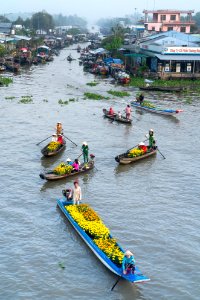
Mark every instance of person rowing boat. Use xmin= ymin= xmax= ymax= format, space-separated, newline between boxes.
xmin=82 ymin=141 xmax=89 ymax=164
xmin=125 ymin=105 xmax=132 ymax=121
xmin=56 ymin=122 xmax=63 ymax=135
xmin=146 ymin=129 xmax=156 ymax=150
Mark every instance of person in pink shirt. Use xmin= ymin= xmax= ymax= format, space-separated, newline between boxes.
xmin=72 ymin=159 xmax=80 ymax=172
xmin=125 ymin=105 xmax=132 ymax=120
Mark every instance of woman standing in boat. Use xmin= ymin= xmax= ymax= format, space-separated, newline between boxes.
xmin=147 ymin=129 xmax=156 ymax=149
xmin=125 ymin=105 xmax=132 ymax=120
xmin=82 ymin=142 xmax=89 ymax=164
xmin=56 ymin=122 xmax=63 ymax=135
xmin=73 ymin=181 xmax=82 ymax=205
xmin=122 ymin=250 xmax=135 ymax=275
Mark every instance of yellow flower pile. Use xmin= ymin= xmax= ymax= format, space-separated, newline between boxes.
xmin=66 ymin=204 xmax=124 ymax=266
xmin=54 ymin=163 xmax=73 ymax=175
xmin=94 ymin=238 xmax=124 ymax=265
xmin=66 ymin=205 xmax=109 ymax=238
xmin=47 ymin=141 xmax=60 ymax=152
xmin=142 ymin=101 xmax=155 ymax=108
xmin=128 ymin=148 xmax=144 ymax=158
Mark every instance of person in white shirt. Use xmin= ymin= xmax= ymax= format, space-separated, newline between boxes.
xmin=73 ymin=181 xmax=82 ymax=205
xmin=51 ymin=133 xmax=57 ymax=142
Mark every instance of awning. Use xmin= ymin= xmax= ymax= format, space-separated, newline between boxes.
xmin=124 ymin=53 xmax=148 ymax=58
xmin=156 ymin=54 xmax=200 ymax=61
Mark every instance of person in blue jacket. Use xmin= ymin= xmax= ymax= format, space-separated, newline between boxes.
xmin=122 ymin=250 xmax=135 ymax=275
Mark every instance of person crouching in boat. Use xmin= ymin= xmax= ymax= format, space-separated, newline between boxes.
xmin=51 ymin=133 xmax=57 ymax=142
xmin=117 ymin=111 xmax=122 ymax=118
xmin=73 ymin=181 xmax=82 ymax=205
xmin=66 ymin=158 xmax=73 ymax=166
xmin=56 ymin=122 xmax=63 ymax=135
xmin=72 ymin=159 xmax=80 ymax=172
xmin=138 ymin=142 xmax=147 ymax=153
xmin=147 ymin=129 xmax=156 ymax=149
xmin=57 ymin=134 xmax=64 ymax=144
xmin=125 ymin=105 xmax=131 ymax=120
xmin=82 ymin=142 xmax=89 ymax=164
xmin=122 ymin=250 xmax=135 ymax=275
xmin=108 ymin=107 xmax=115 ymax=116
xmin=138 ymin=93 xmax=144 ymax=105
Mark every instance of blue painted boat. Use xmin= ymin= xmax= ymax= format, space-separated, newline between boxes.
xmin=57 ymin=199 xmax=150 ymax=284
xmin=131 ymin=101 xmax=183 ymax=116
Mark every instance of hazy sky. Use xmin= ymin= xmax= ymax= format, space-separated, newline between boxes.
xmin=1 ymin=0 xmax=198 ymax=21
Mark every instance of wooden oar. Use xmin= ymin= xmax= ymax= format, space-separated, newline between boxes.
xmin=111 ymin=276 xmax=121 ymax=291
xmin=63 ymin=135 xmax=77 ymax=147
xmin=157 ymin=147 xmax=166 ymax=159
xmin=36 ymin=135 xmax=52 ymax=146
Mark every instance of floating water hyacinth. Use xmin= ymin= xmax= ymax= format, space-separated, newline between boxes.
xmin=107 ymin=90 xmax=130 ymax=97
xmin=84 ymin=92 xmax=109 ymax=100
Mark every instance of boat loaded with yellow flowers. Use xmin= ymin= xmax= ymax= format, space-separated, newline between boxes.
xmin=41 ymin=140 xmax=66 ymax=157
xmin=40 ymin=160 xmax=94 ymax=181
xmin=115 ymin=145 xmax=157 ymax=164
xmin=131 ymin=101 xmax=183 ymax=116
xmin=57 ymin=200 xmax=150 ymax=284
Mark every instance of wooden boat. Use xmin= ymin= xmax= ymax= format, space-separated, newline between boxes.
xmin=103 ymin=109 xmax=132 ymax=125
xmin=131 ymin=101 xmax=183 ymax=116
xmin=40 ymin=160 xmax=94 ymax=181
xmin=115 ymin=148 xmax=157 ymax=164
xmin=57 ymin=199 xmax=150 ymax=284
xmin=139 ymin=86 xmax=185 ymax=92
xmin=67 ymin=55 xmax=73 ymax=62
xmin=41 ymin=140 xmax=66 ymax=157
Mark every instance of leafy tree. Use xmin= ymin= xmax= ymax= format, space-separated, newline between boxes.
xmin=13 ymin=17 xmax=24 ymax=25
xmin=193 ymin=12 xmax=200 ymax=28
xmin=54 ymin=14 xmax=87 ymax=27
xmin=0 ymin=15 xmax=11 ymax=23
xmin=0 ymin=45 xmax=6 ymax=57
xmin=31 ymin=11 xmax=54 ymax=32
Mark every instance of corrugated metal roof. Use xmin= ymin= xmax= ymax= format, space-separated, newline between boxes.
xmin=143 ymin=31 xmax=200 ymax=43
xmin=156 ymin=54 xmax=200 ymax=61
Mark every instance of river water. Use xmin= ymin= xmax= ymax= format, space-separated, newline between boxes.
xmin=1 ymin=46 xmax=200 ymax=300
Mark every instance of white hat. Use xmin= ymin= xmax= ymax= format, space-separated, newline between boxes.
xmin=66 ymin=158 xmax=71 ymax=162
xmin=52 ymin=133 xmax=57 ymax=136
xmin=149 ymin=129 xmax=154 ymax=132
xmin=125 ymin=250 xmax=133 ymax=257
xmin=57 ymin=122 xmax=62 ymax=124
xmin=82 ymin=141 xmax=87 ymax=145
xmin=139 ymin=142 xmax=145 ymax=146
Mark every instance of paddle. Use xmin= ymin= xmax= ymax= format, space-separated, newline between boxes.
xmin=111 ymin=263 xmax=133 ymax=291
xmin=157 ymin=147 xmax=166 ymax=159
xmin=36 ymin=135 xmax=52 ymax=146
xmin=63 ymin=135 xmax=77 ymax=147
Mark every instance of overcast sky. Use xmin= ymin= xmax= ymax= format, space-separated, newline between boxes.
xmin=1 ymin=0 xmax=198 ymax=22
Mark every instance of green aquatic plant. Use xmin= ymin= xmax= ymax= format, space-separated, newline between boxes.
xmin=69 ymin=98 xmax=76 ymax=102
xmin=43 ymin=99 xmax=48 ymax=102
xmin=5 ymin=96 xmax=16 ymax=100
xmin=86 ymin=81 xmax=99 ymax=87
xmin=19 ymin=95 xmax=33 ymax=104
xmin=0 ymin=77 xmax=13 ymax=86
xmin=107 ymin=90 xmax=130 ymax=97
xmin=58 ymin=99 xmax=68 ymax=105
xmin=84 ymin=92 xmax=109 ymax=100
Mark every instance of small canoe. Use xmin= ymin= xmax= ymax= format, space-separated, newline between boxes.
xmin=40 ymin=160 xmax=94 ymax=181
xmin=41 ymin=140 xmax=66 ymax=157
xmin=115 ymin=148 xmax=157 ymax=164
xmin=103 ymin=109 xmax=132 ymax=125
xmin=131 ymin=101 xmax=183 ymax=116
xmin=57 ymin=199 xmax=150 ymax=284
xmin=139 ymin=86 xmax=185 ymax=92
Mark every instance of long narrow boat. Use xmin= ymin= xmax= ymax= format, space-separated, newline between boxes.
xmin=131 ymin=101 xmax=183 ymax=116
xmin=139 ymin=86 xmax=185 ymax=92
xmin=103 ymin=109 xmax=132 ymax=125
xmin=57 ymin=199 xmax=150 ymax=284
xmin=40 ymin=160 xmax=94 ymax=181
xmin=41 ymin=140 xmax=66 ymax=157
xmin=115 ymin=148 xmax=157 ymax=164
